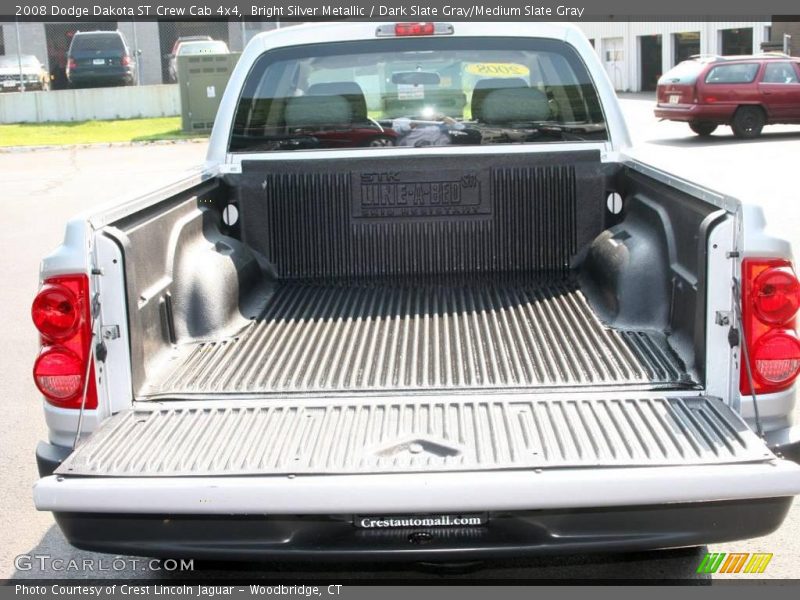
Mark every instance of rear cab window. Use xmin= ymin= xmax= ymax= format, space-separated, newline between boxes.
xmin=704 ymin=63 xmax=760 ymax=84
xmin=230 ymin=37 xmax=607 ymax=153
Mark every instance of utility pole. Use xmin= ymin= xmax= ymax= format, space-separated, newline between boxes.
xmin=132 ymin=20 xmax=141 ymax=85
xmin=784 ymin=34 xmax=792 ymax=55
xmin=15 ymin=18 xmax=25 ymax=92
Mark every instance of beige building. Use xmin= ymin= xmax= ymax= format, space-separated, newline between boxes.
xmin=576 ymin=22 xmax=772 ymax=91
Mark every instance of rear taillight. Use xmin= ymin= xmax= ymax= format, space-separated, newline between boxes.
xmin=741 ymin=259 xmax=800 ymax=395
xmin=121 ymin=55 xmax=131 ymax=67
xmin=31 ymin=282 xmax=80 ymax=340
xmin=31 ymin=274 xmax=97 ymax=409
xmin=395 ymin=22 xmax=435 ymax=36
xmin=67 ymin=58 xmax=77 ymax=70
xmin=752 ymin=265 xmax=800 ymax=325
xmin=752 ymin=332 xmax=800 ymax=386
xmin=33 ymin=347 xmax=84 ymax=401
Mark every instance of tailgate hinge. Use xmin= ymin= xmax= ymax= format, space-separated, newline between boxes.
xmin=714 ymin=311 xmax=732 ymax=326
xmin=101 ymin=325 xmax=120 ymax=340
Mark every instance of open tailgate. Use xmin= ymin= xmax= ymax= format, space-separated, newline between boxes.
xmin=35 ymin=395 xmax=800 ymax=514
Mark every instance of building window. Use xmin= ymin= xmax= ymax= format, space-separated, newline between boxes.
xmin=588 ymin=38 xmax=595 ymax=48
xmin=673 ymin=32 xmax=700 ymax=65
xmin=720 ymin=28 xmax=754 ymax=56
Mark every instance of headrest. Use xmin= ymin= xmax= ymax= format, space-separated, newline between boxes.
xmin=480 ymin=87 xmax=551 ymax=124
xmin=471 ymin=78 xmax=528 ymax=121
xmin=284 ymin=95 xmax=352 ymax=128
xmin=307 ymin=81 xmax=367 ymax=121
xmin=473 ymin=77 xmax=529 ymax=92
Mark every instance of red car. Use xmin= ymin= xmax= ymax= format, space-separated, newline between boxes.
xmin=655 ymin=54 xmax=800 ymax=138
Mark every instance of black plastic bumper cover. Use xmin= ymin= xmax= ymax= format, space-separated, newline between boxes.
xmin=771 ymin=438 xmax=800 ymax=465
xmin=36 ymin=441 xmax=72 ymax=478
xmin=52 ymin=497 xmax=793 ymax=561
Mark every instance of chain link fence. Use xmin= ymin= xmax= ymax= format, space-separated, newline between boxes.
xmin=0 ymin=20 xmax=280 ymax=92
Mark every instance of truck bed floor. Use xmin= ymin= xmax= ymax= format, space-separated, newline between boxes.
xmin=145 ymin=278 xmax=690 ymax=398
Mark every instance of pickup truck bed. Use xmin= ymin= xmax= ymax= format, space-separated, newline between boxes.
xmin=118 ymin=152 xmax=706 ymax=404
xmin=32 ymin=22 xmax=800 ymax=560
xmin=145 ymin=277 xmax=686 ymax=398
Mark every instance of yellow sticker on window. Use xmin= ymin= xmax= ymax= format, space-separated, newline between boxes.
xmin=465 ymin=63 xmax=530 ymax=77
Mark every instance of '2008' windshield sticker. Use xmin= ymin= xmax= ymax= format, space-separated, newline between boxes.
xmin=465 ymin=63 xmax=530 ymax=77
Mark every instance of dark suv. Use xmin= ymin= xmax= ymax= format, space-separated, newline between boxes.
xmin=66 ymin=31 xmax=135 ymax=88
xmin=655 ymin=54 xmax=800 ymax=138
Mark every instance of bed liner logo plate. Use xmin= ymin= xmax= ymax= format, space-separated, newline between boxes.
xmin=352 ymin=169 xmax=490 ymax=220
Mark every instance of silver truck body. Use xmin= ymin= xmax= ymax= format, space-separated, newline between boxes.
xmin=32 ymin=22 xmax=800 ymax=560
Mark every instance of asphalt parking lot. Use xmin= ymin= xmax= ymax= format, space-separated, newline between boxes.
xmin=2 ymin=97 xmax=800 ymax=581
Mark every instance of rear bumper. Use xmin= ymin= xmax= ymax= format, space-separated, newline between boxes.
xmin=67 ymin=69 xmax=133 ymax=85
xmin=36 ymin=440 xmax=71 ymax=477
xmin=36 ymin=435 xmax=800 ymax=559
xmin=654 ymin=104 xmax=736 ymax=123
xmin=766 ymin=426 xmax=800 ymax=464
xmin=52 ymin=497 xmax=794 ymax=560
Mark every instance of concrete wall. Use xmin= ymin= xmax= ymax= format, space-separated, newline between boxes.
xmin=0 ymin=84 xmax=179 ymax=123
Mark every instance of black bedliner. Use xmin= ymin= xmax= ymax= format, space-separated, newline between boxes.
xmin=146 ymin=276 xmax=689 ymax=397
xmin=236 ymin=151 xmax=608 ymax=279
xmin=107 ymin=151 xmax=719 ymax=398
